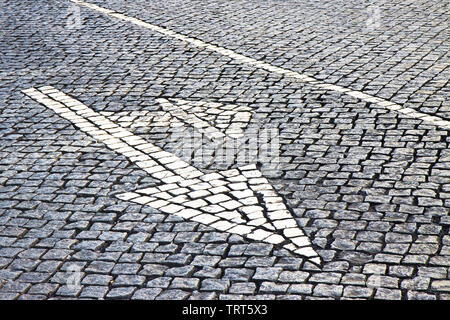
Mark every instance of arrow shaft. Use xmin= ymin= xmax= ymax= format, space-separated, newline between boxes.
xmin=22 ymin=87 xmax=204 ymax=184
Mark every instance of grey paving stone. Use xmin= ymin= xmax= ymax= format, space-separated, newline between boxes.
xmin=165 ymin=253 xmax=191 ymax=265
xmin=401 ymin=277 xmax=431 ymax=291
xmin=341 ymin=273 xmax=367 ymax=286
xmin=169 ymin=277 xmax=200 ymax=290
xmin=228 ymin=244 xmax=248 ymax=256
xmin=111 ymin=263 xmax=141 ymax=275
xmin=164 ymin=265 xmax=195 ymax=277
xmin=288 ymin=284 xmax=313 ymax=295
xmin=309 ymin=272 xmax=342 ymax=284
xmin=119 ymin=253 xmax=143 ymax=263
xmin=191 ymin=255 xmax=221 ymax=267
xmin=28 ymin=283 xmax=59 ymax=296
xmin=35 ymin=260 xmax=62 ymax=273
xmin=0 ymin=280 xmax=31 ymax=293
xmin=155 ymin=289 xmax=190 ymax=300
xmin=200 ymin=279 xmax=230 ymax=292
xmin=203 ymin=244 xmax=228 ymax=255
xmin=140 ymin=264 xmax=168 ymax=277
xmin=388 ymin=266 xmax=414 ymax=278
xmin=243 ymin=243 xmax=273 ymax=256
xmin=431 ymin=280 xmax=450 ymax=292
xmin=274 ymin=257 xmax=303 ymax=270
xmin=322 ymin=261 xmax=349 ymax=272
xmin=141 ymin=253 xmax=168 ymax=264
xmin=132 ymin=288 xmax=162 ymax=300
xmin=17 ymin=294 xmax=47 ymax=300
xmin=367 ymin=275 xmax=400 ymax=289
xmin=0 ymin=292 xmax=20 ymax=300
xmin=417 ymin=267 xmax=447 ymax=279
xmin=85 ymin=261 xmax=115 ymax=274
xmin=193 ymin=267 xmax=222 ymax=278
xmin=244 ymin=257 xmax=276 ymax=267
xmin=406 ymin=291 xmax=437 ymax=300
xmin=17 ymin=272 xmax=51 ymax=284
xmin=55 ymin=285 xmax=83 ymax=297
xmin=173 ymin=232 xmax=201 ymax=243
xmin=189 ymin=291 xmax=217 ymax=300
xmin=9 ymin=258 xmax=40 ymax=272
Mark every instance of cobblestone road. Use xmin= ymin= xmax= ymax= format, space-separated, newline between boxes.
xmin=0 ymin=0 xmax=449 ymax=300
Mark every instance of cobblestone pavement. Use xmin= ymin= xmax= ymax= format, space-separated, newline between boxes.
xmin=0 ymin=0 xmax=449 ymax=300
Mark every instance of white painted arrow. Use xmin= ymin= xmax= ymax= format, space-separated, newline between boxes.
xmin=22 ymin=86 xmax=321 ymax=265
xmin=99 ymin=98 xmax=279 ymax=169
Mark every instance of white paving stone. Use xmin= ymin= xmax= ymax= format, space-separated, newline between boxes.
xmin=291 ymin=236 xmax=311 ymax=248
xmin=185 ymin=199 xmax=208 ymax=209
xmin=266 ymin=203 xmax=287 ymax=211
xmin=162 ymin=175 xmax=185 ymax=184
xmin=210 ymin=220 xmax=235 ymax=232
xmin=267 ymin=210 xmax=292 ymax=220
xmin=188 ymin=189 xmax=211 ymax=199
xmin=219 ymin=200 xmax=243 ymax=210
xmin=168 ymin=187 xmax=190 ymax=196
xmin=191 ymin=214 xmax=220 ymax=225
xmin=201 ymin=205 xmax=225 ymax=214
xmin=248 ymin=218 xmax=268 ymax=227
xmin=217 ymin=210 xmax=242 ymax=221
xmin=239 ymin=197 xmax=259 ymax=206
xmin=206 ymin=194 xmax=231 ymax=204
xmin=209 ymin=186 xmax=230 ymax=194
xmin=158 ymin=184 xmax=178 ymax=192
xmin=228 ymin=182 xmax=248 ymax=191
xmin=189 ymin=182 xmax=212 ymax=191
xmin=294 ymin=247 xmax=318 ymax=258
xmin=283 ymin=228 xmax=304 ymax=238
xmin=153 ymin=192 xmax=172 ymax=200
xmin=146 ymin=199 xmax=169 ymax=209
xmin=133 ymin=196 xmax=156 ymax=205
xmin=272 ymin=219 xmax=298 ymax=229
xmin=176 ymin=208 xmax=202 ymax=219
xmin=137 ymin=187 xmax=159 ymax=195
xmin=241 ymin=170 xmax=263 ymax=178
xmin=247 ymin=229 xmax=273 ymax=241
xmin=265 ymin=234 xmax=285 ymax=244
xmin=169 ymin=195 xmax=190 ymax=204
xmin=159 ymin=204 xmax=184 ymax=214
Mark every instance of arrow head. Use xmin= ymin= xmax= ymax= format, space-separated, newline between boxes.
xmin=117 ymin=163 xmax=321 ymax=265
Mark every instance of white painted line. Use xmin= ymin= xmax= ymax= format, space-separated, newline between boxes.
xmin=69 ymin=0 xmax=450 ymax=130
xmin=22 ymin=86 xmax=321 ymax=265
